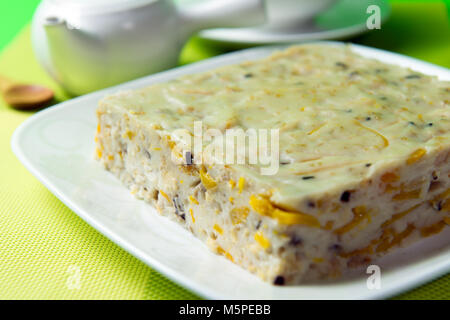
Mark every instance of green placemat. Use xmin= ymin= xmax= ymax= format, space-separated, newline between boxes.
xmin=0 ymin=1 xmax=449 ymax=299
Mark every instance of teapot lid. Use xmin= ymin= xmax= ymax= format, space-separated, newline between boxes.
xmin=49 ymin=0 xmax=159 ymax=14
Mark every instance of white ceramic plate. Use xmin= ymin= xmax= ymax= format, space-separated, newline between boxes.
xmin=198 ymin=0 xmax=391 ymax=45
xmin=12 ymin=43 xmax=450 ymax=299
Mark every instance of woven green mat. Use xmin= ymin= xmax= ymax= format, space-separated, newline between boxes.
xmin=0 ymin=2 xmax=449 ymax=299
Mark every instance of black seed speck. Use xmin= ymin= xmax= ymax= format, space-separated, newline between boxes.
xmin=427 ymin=123 xmax=433 ymax=127
xmin=289 ymin=235 xmax=303 ymax=246
xmin=185 ymin=151 xmax=193 ymax=165
xmin=365 ymin=163 xmax=372 ymax=167
xmin=244 ymin=73 xmax=253 ymax=78
xmin=280 ymin=160 xmax=291 ymax=165
xmin=366 ymin=117 xmax=372 ymax=121
xmin=340 ymin=191 xmax=351 ymax=202
xmin=336 ymin=62 xmax=348 ymax=69
xmin=432 ymin=172 xmax=438 ymax=180
xmin=173 ymin=196 xmax=185 ymax=217
xmin=302 ymin=175 xmax=315 ymax=180
xmin=408 ymin=121 xmax=416 ymax=126
xmin=329 ymin=244 xmax=342 ymax=252
xmin=273 ymin=276 xmax=285 ymax=286
xmin=144 ymin=150 xmax=151 ymax=159
xmin=307 ymin=201 xmax=315 ymax=208
xmin=256 ymin=220 xmax=262 ymax=230
xmin=432 ymin=201 xmax=442 ymax=211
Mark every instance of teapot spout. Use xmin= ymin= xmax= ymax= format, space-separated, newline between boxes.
xmin=178 ymin=0 xmax=266 ymax=36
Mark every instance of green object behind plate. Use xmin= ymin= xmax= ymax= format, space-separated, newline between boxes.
xmin=316 ymin=0 xmax=391 ymax=30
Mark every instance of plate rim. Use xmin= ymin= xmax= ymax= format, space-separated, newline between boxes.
xmin=11 ymin=42 xmax=450 ymax=300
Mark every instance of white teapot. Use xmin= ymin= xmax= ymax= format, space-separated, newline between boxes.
xmin=32 ymin=0 xmax=265 ymax=96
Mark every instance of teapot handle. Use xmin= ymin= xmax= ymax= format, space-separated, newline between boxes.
xmin=177 ymin=0 xmax=266 ymax=35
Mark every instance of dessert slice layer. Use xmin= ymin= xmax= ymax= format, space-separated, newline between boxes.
xmin=96 ymin=44 xmax=450 ymax=284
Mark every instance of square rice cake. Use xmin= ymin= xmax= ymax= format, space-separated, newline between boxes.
xmin=95 ymin=44 xmax=450 ymax=285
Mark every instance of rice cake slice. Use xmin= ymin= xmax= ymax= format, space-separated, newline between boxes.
xmin=95 ymin=44 xmax=450 ymax=284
